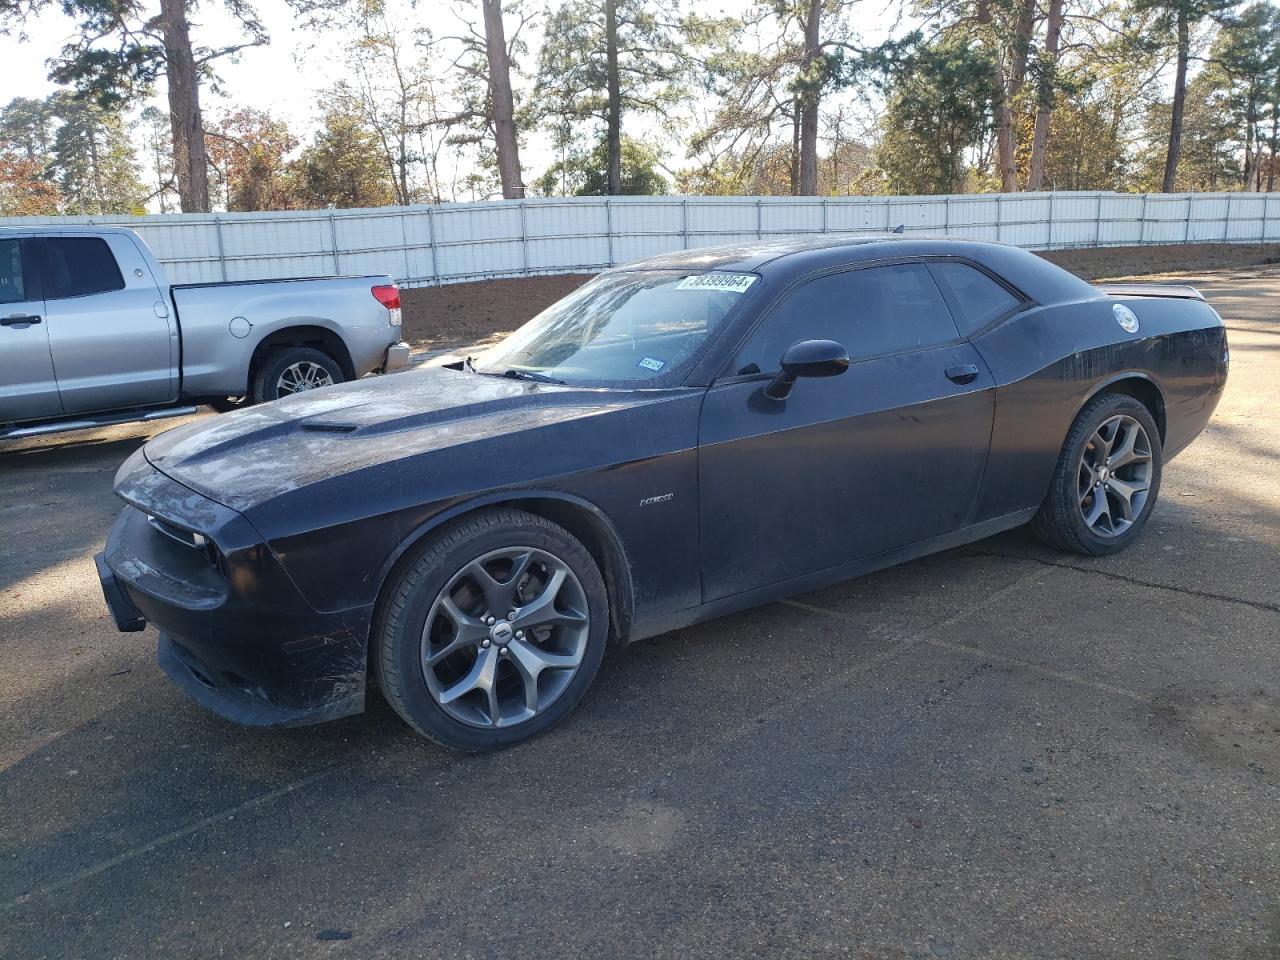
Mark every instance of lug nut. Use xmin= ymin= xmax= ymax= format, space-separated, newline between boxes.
xmin=515 ymin=630 xmax=524 ymax=639
xmin=499 ymin=646 xmax=508 ymax=655
xmin=481 ymin=639 xmax=491 ymax=648
xmin=485 ymin=615 xmax=495 ymax=625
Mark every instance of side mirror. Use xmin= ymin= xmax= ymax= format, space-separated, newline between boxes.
xmin=764 ymin=339 xmax=850 ymax=399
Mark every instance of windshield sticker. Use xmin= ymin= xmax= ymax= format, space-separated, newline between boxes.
xmin=676 ymin=273 xmax=757 ymax=294
xmin=637 ymin=356 xmax=666 ymax=372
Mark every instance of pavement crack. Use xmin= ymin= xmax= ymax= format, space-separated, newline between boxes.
xmin=964 ymin=550 xmax=1280 ymax=614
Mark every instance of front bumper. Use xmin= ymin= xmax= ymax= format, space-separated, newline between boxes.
xmin=383 ymin=341 xmax=412 ymax=373
xmin=97 ymin=456 xmax=372 ymax=728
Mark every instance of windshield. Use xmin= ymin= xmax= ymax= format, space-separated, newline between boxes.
xmin=471 ymin=269 xmax=757 ymax=387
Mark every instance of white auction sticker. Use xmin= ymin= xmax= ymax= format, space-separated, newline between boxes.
xmin=676 ymin=273 xmax=757 ymax=294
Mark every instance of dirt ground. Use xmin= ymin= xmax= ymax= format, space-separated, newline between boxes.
xmin=399 ymin=242 xmax=1280 ymax=353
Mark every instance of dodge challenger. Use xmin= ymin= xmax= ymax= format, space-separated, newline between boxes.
xmin=96 ymin=236 xmax=1229 ymax=750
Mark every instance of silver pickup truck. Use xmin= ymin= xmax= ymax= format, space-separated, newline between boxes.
xmin=0 ymin=225 xmax=410 ymax=439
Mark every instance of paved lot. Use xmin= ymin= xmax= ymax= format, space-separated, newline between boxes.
xmin=1 ymin=269 xmax=1278 ymax=959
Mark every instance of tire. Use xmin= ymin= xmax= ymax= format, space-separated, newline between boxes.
xmin=251 ymin=346 xmax=344 ymax=404
xmin=373 ymin=508 xmax=609 ymax=751
xmin=1031 ymin=392 xmax=1163 ymax=556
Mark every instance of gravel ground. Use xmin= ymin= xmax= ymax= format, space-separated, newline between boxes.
xmin=1 ymin=259 xmax=1277 ymax=959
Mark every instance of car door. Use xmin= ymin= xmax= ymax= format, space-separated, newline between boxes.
xmin=698 ymin=261 xmax=996 ymax=602
xmin=0 ymin=236 xmax=61 ymax=423
xmin=37 ymin=234 xmax=176 ymax=415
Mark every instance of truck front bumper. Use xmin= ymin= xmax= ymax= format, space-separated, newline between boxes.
xmin=383 ymin=341 xmax=412 ymax=373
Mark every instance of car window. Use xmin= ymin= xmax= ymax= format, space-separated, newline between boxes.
xmin=732 ymin=262 xmax=959 ymax=374
xmin=37 ymin=237 xmax=126 ymax=300
xmin=0 ymin=239 xmax=24 ymax=304
xmin=473 ymin=269 xmax=754 ymax=387
xmin=929 ymin=261 xmax=1021 ymax=334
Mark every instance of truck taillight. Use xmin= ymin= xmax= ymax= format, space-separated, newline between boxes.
xmin=372 ymin=284 xmax=401 ymax=326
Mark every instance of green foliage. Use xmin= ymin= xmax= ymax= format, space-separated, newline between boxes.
xmin=533 ymin=0 xmax=685 ymax=152
xmin=0 ymin=92 xmax=145 ymax=214
xmin=530 ymin=136 xmax=668 ymax=195
xmin=297 ymin=108 xmax=396 ymax=208
xmin=872 ymin=35 xmax=994 ymax=194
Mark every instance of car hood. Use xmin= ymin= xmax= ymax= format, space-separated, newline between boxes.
xmin=143 ymin=368 xmax=684 ymax=513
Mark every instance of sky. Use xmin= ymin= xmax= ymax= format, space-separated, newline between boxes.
xmin=2 ymin=0 xmax=913 ymax=206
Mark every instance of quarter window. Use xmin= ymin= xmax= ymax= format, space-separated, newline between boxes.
xmin=37 ymin=237 xmax=126 ymax=299
xmin=929 ymin=261 xmax=1021 ymax=334
xmin=733 ymin=263 xmax=959 ymax=374
xmin=0 ymin=239 xmax=24 ymax=304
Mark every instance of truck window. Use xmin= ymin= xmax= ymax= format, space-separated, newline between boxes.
xmin=0 ymin=239 xmax=24 ymax=303
xmin=38 ymin=237 xmax=126 ymax=300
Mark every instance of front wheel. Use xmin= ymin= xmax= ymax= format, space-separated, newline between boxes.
xmin=1031 ymin=392 xmax=1163 ymax=556
xmin=373 ymin=509 xmax=609 ymax=751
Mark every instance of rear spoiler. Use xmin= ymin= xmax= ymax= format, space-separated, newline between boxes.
xmin=1095 ymin=282 xmax=1206 ymax=301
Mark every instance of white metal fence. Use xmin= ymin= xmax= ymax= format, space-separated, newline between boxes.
xmin=4 ymin=191 xmax=1278 ymax=287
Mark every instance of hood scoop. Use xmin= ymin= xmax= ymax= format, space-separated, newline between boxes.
xmin=300 ymin=420 xmax=360 ymax=434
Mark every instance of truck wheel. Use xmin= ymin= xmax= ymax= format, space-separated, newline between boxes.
xmin=373 ymin=508 xmax=609 ymax=751
xmin=1031 ymin=393 xmax=1163 ymax=556
xmin=252 ymin=347 xmax=345 ymax=403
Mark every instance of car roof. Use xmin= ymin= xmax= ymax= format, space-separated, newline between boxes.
xmin=617 ymin=233 xmax=1098 ymax=305
xmin=618 ymin=234 xmax=909 ymax=273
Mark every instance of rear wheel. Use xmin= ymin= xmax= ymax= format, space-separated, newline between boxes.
xmin=1031 ymin=392 xmax=1163 ymax=556
xmin=251 ymin=346 xmax=344 ymax=404
xmin=373 ymin=509 xmax=608 ymax=751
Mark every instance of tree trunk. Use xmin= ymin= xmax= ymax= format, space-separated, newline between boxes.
xmin=1268 ymin=99 xmax=1278 ymax=192
xmin=790 ymin=105 xmax=800 ymax=194
xmin=605 ymin=0 xmax=622 ymax=195
xmin=482 ymin=0 xmax=525 ymax=199
xmin=978 ymin=0 xmax=1023 ymax=192
xmin=1162 ymin=6 xmax=1189 ymax=193
xmin=797 ymin=0 xmax=822 ymax=195
xmin=159 ymin=0 xmax=209 ymax=212
xmin=1026 ymin=0 xmax=1063 ymax=191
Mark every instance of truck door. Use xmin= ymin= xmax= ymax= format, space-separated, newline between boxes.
xmin=0 ymin=237 xmax=61 ymax=424
xmin=37 ymin=234 xmax=177 ymax=414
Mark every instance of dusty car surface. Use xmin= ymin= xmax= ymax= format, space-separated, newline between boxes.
xmin=96 ymin=235 xmax=1228 ymax=750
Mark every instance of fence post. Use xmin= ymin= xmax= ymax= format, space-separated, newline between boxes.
xmin=1262 ymin=193 xmax=1269 ymax=242
xmin=1047 ymin=193 xmax=1054 ymax=248
xmin=755 ymin=198 xmax=762 ymax=239
xmin=1224 ymin=192 xmax=1232 ymax=243
xmin=213 ymin=215 xmax=228 ymax=281
xmin=328 ymin=212 xmax=340 ymax=275
xmin=399 ymin=209 xmax=411 ymax=285
xmin=1094 ymin=193 xmax=1102 ymax=246
xmin=681 ymin=198 xmax=689 ymax=249
xmin=943 ymin=196 xmax=951 ymax=238
xmin=822 ymin=197 xmax=829 ymax=233
xmin=995 ymin=194 xmax=1002 ymax=243
xmin=426 ymin=205 xmax=438 ymax=283
xmin=605 ymin=198 xmax=614 ymax=267
xmin=518 ymin=200 xmax=529 ymax=274
xmin=1184 ymin=196 xmax=1192 ymax=243
xmin=1138 ymin=193 xmax=1148 ymax=245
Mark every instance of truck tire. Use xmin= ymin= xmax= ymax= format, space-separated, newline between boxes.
xmin=252 ymin=347 xmax=345 ymax=404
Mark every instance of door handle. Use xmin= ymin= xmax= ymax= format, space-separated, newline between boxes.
xmin=945 ymin=363 xmax=979 ymax=385
xmin=1 ymin=314 xmax=41 ymax=326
